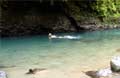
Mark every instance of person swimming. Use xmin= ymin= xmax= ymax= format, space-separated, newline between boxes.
xmin=48 ymin=33 xmax=81 ymax=39
xmin=48 ymin=33 xmax=57 ymax=39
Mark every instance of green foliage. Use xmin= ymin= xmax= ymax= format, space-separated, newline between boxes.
xmin=65 ymin=0 xmax=120 ymax=24
xmin=93 ymin=0 xmax=120 ymax=18
xmin=1 ymin=0 xmax=120 ymax=24
xmin=66 ymin=1 xmax=96 ymax=21
xmin=66 ymin=2 xmax=81 ymax=20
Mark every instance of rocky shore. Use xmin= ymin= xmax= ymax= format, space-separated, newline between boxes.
xmin=2 ymin=22 xmax=120 ymax=37
xmin=1 ymin=12 xmax=120 ymax=37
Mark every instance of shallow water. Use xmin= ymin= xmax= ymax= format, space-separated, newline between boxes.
xmin=0 ymin=29 xmax=120 ymax=78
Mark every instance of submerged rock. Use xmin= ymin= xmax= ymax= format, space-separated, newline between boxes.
xmin=0 ymin=65 xmax=16 ymax=68
xmin=0 ymin=71 xmax=7 ymax=78
xmin=85 ymin=71 xmax=99 ymax=78
xmin=110 ymin=56 xmax=120 ymax=72
xmin=116 ymin=48 xmax=120 ymax=52
xmin=26 ymin=68 xmax=46 ymax=74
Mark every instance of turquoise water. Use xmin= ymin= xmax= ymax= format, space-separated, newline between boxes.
xmin=0 ymin=29 xmax=120 ymax=78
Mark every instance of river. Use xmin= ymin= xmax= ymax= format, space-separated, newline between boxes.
xmin=0 ymin=29 xmax=120 ymax=78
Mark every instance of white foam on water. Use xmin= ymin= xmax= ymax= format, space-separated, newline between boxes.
xmin=50 ymin=35 xmax=81 ymax=39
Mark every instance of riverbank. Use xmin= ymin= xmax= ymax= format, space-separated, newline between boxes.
xmin=2 ymin=23 xmax=120 ymax=37
xmin=80 ymin=24 xmax=120 ymax=31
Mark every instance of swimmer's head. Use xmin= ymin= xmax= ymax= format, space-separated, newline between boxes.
xmin=48 ymin=33 xmax=52 ymax=39
xmin=49 ymin=33 xmax=52 ymax=36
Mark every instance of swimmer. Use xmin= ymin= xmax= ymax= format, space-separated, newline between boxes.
xmin=48 ymin=33 xmax=57 ymax=39
xmin=48 ymin=33 xmax=52 ymax=38
xmin=48 ymin=33 xmax=81 ymax=39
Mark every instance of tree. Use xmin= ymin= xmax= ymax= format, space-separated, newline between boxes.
xmin=93 ymin=0 xmax=120 ymax=18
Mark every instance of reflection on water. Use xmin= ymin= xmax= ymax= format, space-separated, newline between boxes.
xmin=0 ymin=29 xmax=120 ymax=78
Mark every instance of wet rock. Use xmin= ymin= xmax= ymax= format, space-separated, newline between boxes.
xmin=96 ymin=68 xmax=112 ymax=77
xmin=85 ymin=68 xmax=112 ymax=78
xmin=85 ymin=71 xmax=99 ymax=78
xmin=0 ymin=71 xmax=7 ymax=78
xmin=26 ymin=68 xmax=46 ymax=74
xmin=110 ymin=56 xmax=120 ymax=72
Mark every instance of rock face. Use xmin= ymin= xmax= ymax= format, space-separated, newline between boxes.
xmin=1 ymin=1 xmax=76 ymax=37
xmin=110 ymin=56 xmax=120 ymax=72
xmin=0 ymin=71 xmax=7 ymax=78
xmin=2 ymin=15 xmax=74 ymax=37
xmin=1 ymin=1 xmax=120 ymax=37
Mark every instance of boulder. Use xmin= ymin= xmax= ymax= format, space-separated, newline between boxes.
xmin=110 ymin=56 xmax=120 ymax=72
xmin=96 ymin=68 xmax=112 ymax=77
xmin=0 ymin=71 xmax=7 ymax=78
